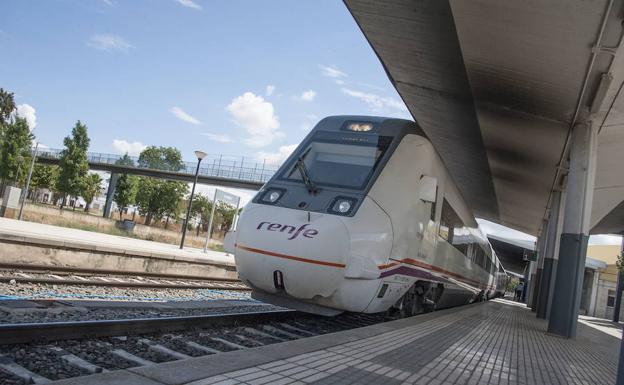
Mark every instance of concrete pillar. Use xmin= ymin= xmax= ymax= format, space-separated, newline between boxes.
xmin=103 ymin=173 xmax=119 ymax=219
xmin=548 ymin=121 xmax=598 ymax=338
xmin=588 ymin=269 xmax=599 ymax=317
xmin=530 ymin=227 xmax=547 ymax=311
xmin=533 ymin=221 xmax=550 ymax=313
xmin=536 ymin=190 xmax=564 ymax=319
xmin=616 ymin=236 xmax=624 ymax=385
xmin=523 ymin=260 xmax=535 ymax=304
xmin=614 ymin=243 xmax=624 ymax=322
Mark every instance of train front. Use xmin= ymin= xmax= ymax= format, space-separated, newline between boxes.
xmin=229 ymin=116 xmax=400 ymax=315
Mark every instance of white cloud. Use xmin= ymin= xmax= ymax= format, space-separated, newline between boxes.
xmin=112 ymin=139 xmax=147 ymax=156
xmin=257 ymin=144 xmax=298 ymax=165
xmin=334 ymin=79 xmax=345 ymax=85
xmin=171 ymin=106 xmax=201 ymax=125
xmin=87 ymin=34 xmax=133 ymax=52
xmin=265 ymin=85 xmax=275 ymax=96
xmin=320 ymin=65 xmax=347 ymax=78
xmin=341 ymin=88 xmax=407 ymax=112
xmin=176 ymin=0 xmax=202 ymax=10
xmin=357 ymin=82 xmax=386 ymax=92
xmin=16 ymin=104 xmax=36 ymax=130
xmin=200 ymin=132 xmax=234 ymax=143
xmin=226 ymin=92 xmax=282 ymax=148
xmin=100 ymin=0 xmax=114 ymax=5
xmin=299 ymin=90 xmax=316 ymax=102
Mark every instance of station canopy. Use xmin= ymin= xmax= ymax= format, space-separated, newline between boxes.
xmin=344 ymin=0 xmax=624 ymax=235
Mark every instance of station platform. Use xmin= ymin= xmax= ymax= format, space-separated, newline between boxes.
xmin=0 ymin=218 xmax=236 ymax=280
xmin=52 ymin=298 xmax=619 ymax=385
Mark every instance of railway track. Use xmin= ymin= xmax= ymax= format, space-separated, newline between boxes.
xmin=0 ymin=309 xmax=387 ymax=384
xmin=0 ymin=263 xmax=249 ymax=291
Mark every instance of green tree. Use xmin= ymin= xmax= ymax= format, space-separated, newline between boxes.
xmin=616 ymin=254 xmax=624 ymax=274
xmin=114 ymin=174 xmax=138 ymax=220
xmin=138 ymin=146 xmax=184 ymax=171
xmin=161 ymin=181 xmax=188 ymax=225
xmin=0 ymin=88 xmax=16 ymax=124
xmin=113 ymin=154 xmax=138 ymax=220
xmin=135 ymin=178 xmax=188 ymax=226
xmin=189 ymin=193 xmax=212 ymax=234
xmin=56 ymin=121 xmax=90 ymax=209
xmin=135 ymin=146 xmax=188 ymax=226
xmin=215 ymin=201 xmax=237 ymax=231
xmin=81 ymin=173 xmax=102 ymax=212
xmin=30 ymin=164 xmax=58 ymax=202
xmin=0 ymin=117 xmax=33 ymax=184
xmin=135 ymin=178 xmax=161 ymax=225
xmin=116 ymin=153 xmax=135 ymax=167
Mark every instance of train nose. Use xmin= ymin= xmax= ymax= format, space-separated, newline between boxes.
xmin=234 ymin=204 xmax=350 ymax=300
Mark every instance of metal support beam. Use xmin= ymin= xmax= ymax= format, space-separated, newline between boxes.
xmin=548 ymin=121 xmax=598 ymax=338
xmin=103 ymin=173 xmax=118 ymax=219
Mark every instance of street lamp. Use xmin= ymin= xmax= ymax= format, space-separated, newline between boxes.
xmin=180 ymin=150 xmax=207 ymax=249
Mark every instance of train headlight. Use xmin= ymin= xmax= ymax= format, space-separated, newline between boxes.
xmin=337 ymin=200 xmax=351 ymax=213
xmin=329 ymin=197 xmax=357 ymax=215
xmin=268 ymin=191 xmax=280 ymax=202
xmin=260 ymin=188 xmax=285 ymax=204
xmin=345 ymin=122 xmax=373 ymax=132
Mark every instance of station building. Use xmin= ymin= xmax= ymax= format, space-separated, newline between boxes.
xmin=587 ymin=244 xmax=624 ymax=319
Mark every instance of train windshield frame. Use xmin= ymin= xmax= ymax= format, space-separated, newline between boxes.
xmin=279 ymin=130 xmax=394 ymax=190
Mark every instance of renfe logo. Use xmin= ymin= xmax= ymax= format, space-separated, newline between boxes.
xmin=257 ymin=222 xmax=319 ymax=240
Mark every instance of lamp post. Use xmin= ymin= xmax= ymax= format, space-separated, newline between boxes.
xmin=180 ymin=150 xmax=207 ymax=249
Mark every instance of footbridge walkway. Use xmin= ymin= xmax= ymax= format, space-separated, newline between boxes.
xmin=36 ymin=148 xmax=279 ymax=218
xmin=36 ymin=148 xmax=278 ymax=190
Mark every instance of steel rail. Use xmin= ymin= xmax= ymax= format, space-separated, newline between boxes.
xmin=0 ymin=276 xmax=250 ymax=290
xmin=0 ymin=309 xmax=300 ymax=345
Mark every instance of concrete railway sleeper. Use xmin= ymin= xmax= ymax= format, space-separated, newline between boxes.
xmin=0 ymin=310 xmax=387 ymax=384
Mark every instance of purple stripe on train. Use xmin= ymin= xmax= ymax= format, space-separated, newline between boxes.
xmin=379 ymin=265 xmax=450 ymax=284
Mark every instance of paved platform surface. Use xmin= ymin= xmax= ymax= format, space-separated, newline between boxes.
xmin=0 ymin=217 xmax=234 ymax=266
xmin=52 ymin=299 xmax=619 ymax=385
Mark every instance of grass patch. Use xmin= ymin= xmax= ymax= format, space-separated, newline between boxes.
xmin=211 ymin=244 xmax=225 ymax=252
xmin=21 ymin=205 xmax=224 ymax=252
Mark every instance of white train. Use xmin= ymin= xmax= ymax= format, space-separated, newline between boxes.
xmin=227 ymin=116 xmax=507 ymax=316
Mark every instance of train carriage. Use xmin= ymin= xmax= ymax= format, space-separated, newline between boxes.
xmin=226 ymin=116 xmax=507 ymax=316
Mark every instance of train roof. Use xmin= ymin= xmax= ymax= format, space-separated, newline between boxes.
xmin=315 ymin=115 xmax=428 ymax=138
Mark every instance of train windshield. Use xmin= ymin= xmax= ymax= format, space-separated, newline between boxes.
xmin=281 ymin=131 xmax=393 ymax=190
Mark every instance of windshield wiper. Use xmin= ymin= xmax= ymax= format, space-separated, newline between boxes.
xmin=295 ymin=150 xmax=318 ymax=194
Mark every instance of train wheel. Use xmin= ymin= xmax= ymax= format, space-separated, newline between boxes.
xmin=394 ymin=281 xmax=435 ymax=318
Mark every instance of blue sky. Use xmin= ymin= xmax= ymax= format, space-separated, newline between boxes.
xmin=0 ymin=0 xmax=409 ymax=164
xmin=1 ymin=0 xmax=620 ymax=245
